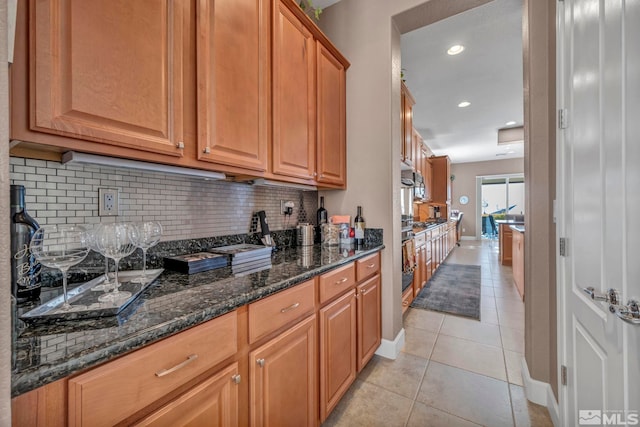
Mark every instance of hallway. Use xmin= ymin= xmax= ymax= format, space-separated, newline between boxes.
xmin=323 ymin=240 xmax=553 ymax=426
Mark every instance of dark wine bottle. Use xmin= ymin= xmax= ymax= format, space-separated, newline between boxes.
xmin=315 ymin=196 xmax=328 ymax=243
xmin=10 ymin=185 xmax=42 ymax=302
xmin=354 ymin=206 xmax=365 ymax=248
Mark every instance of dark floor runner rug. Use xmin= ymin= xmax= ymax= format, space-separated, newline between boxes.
xmin=411 ymin=263 xmax=481 ymax=320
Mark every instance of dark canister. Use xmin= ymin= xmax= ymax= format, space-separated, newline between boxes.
xmin=10 ymin=185 xmax=41 ymax=301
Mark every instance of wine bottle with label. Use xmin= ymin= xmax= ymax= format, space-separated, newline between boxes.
xmin=354 ymin=206 xmax=365 ymax=248
xmin=315 ymin=196 xmax=328 ymax=243
xmin=10 ymin=185 xmax=42 ymax=302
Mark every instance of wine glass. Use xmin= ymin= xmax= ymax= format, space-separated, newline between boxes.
xmin=85 ymin=225 xmax=113 ymax=292
xmin=94 ymin=223 xmax=136 ymax=303
xmin=130 ymin=221 xmax=163 ymax=284
xmin=30 ymin=225 xmax=90 ymax=311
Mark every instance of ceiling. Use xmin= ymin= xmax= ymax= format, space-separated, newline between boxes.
xmin=315 ymin=0 xmax=524 ymax=164
xmin=401 ymin=0 xmax=524 ymax=163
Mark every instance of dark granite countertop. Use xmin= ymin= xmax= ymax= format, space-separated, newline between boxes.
xmin=12 ymin=243 xmax=384 ymax=397
xmin=510 ymin=225 xmax=525 ymax=233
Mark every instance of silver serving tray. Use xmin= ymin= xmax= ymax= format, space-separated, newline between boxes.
xmin=19 ymin=269 xmax=163 ymax=323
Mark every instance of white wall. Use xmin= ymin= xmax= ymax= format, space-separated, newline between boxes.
xmin=318 ymin=0 xmax=493 ymax=344
xmin=1 ymin=0 xmax=13 ymax=423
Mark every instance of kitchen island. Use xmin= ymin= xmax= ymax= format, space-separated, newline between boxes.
xmin=12 ymin=242 xmax=384 ymax=425
xmin=497 ymin=219 xmax=524 ymax=265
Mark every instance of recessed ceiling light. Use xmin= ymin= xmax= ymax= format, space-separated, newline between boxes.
xmin=505 ymin=121 xmax=517 ymax=126
xmin=458 ymin=101 xmax=471 ymax=108
xmin=447 ymin=45 xmax=465 ymax=55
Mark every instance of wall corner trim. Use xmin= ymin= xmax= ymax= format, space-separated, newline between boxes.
xmin=521 ymin=357 xmax=560 ymax=427
xmin=375 ymin=328 xmax=405 ymax=360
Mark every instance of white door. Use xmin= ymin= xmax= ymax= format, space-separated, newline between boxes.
xmin=558 ymin=0 xmax=640 ymax=426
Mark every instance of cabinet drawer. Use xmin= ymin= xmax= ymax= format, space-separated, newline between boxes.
xmin=356 ymin=252 xmax=380 ymax=281
xmin=319 ymin=262 xmax=356 ymax=305
xmin=414 ymin=233 xmax=426 ymax=248
xmin=249 ymin=279 xmax=316 ymax=344
xmin=68 ymin=311 xmax=238 ymax=427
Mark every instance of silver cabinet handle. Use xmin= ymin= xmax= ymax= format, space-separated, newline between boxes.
xmin=176 ymin=141 xmax=185 ymax=149
xmin=257 ymin=358 xmax=265 ymax=367
xmin=335 ymin=277 xmax=348 ymax=285
xmin=611 ymin=300 xmax=640 ymax=325
xmin=582 ymin=287 xmax=620 ymax=305
xmin=203 ymin=147 xmax=211 ymax=154
xmin=367 ymin=263 xmax=376 ymax=268
xmin=155 ymin=354 xmax=198 ymax=377
xmin=280 ymin=302 xmax=300 ymax=313
xmin=232 ymin=374 xmax=241 ymax=384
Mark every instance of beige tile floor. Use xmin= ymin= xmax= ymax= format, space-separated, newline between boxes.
xmin=323 ymin=240 xmax=553 ymax=427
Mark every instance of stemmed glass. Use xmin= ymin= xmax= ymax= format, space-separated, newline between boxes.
xmin=86 ymin=225 xmax=113 ymax=292
xmin=130 ymin=221 xmax=163 ymax=284
xmin=94 ymin=223 xmax=136 ymax=303
xmin=30 ymin=225 xmax=90 ymax=311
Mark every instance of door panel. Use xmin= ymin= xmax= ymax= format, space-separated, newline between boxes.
xmin=559 ymin=0 xmax=640 ymax=424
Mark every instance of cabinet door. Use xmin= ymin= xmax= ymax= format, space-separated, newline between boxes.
xmin=272 ymin=0 xmax=316 ymax=180
xmin=31 ymin=0 xmax=185 ymax=157
xmin=401 ymin=83 xmax=415 ymax=169
xmin=357 ymin=275 xmax=381 ymax=372
xmin=319 ymin=290 xmax=357 ymax=421
xmin=250 ymin=315 xmax=317 ymax=427
xmin=316 ymin=43 xmax=346 ymax=186
xmin=423 ymin=152 xmax=432 ymax=201
xmin=196 ymin=0 xmax=268 ymax=171
xmin=134 ymin=363 xmax=239 ymax=427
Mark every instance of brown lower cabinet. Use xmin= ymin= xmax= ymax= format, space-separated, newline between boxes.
xmin=250 ymin=315 xmax=317 ymax=427
xmin=357 ymin=275 xmax=381 ymax=371
xmin=12 ymin=252 xmax=382 ymax=427
xmin=134 ymin=362 xmax=240 ymax=427
xmin=319 ymin=290 xmax=357 ymax=421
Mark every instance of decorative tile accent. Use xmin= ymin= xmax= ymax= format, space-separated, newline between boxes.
xmin=9 ymin=157 xmax=318 ymax=240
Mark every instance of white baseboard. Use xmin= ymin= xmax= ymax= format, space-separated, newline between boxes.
xmin=375 ymin=328 xmax=405 ymax=360
xmin=521 ymin=357 xmax=561 ymax=427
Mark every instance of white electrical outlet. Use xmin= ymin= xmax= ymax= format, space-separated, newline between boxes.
xmin=99 ymin=188 xmax=119 ymax=216
xmin=281 ymin=200 xmax=294 ymax=215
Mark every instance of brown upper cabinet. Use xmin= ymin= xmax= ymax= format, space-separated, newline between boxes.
xmin=272 ymin=0 xmax=349 ymax=187
xmin=196 ymin=0 xmax=269 ymax=172
xmin=271 ymin=0 xmax=316 ymax=180
xmin=28 ymin=0 xmax=186 ymax=158
xmin=316 ymin=43 xmax=347 ymax=187
xmin=431 ymin=155 xmax=452 ymax=216
xmin=10 ymin=0 xmax=349 ymax=188
xmin=401 ymin=82 xmax=415 ymax=169
xmin=423 ymin=151 xmax=433 ymax=202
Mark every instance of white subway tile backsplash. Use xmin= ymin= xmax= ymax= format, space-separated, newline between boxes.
xmin=10 ymin=157 xmax=318 ymax=240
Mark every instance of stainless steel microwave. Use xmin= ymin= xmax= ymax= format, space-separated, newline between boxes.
xmin=401 ymin=171 xmax=424 ymax=201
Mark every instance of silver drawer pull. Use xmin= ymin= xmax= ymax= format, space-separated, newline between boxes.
xmin=280 ymin=302 xmax=300 ymax=313
xmin=366 ymin=263 xmax=376 ymax=268
xmin=155 ymin=354 xmax=198 ymax=377
xmin=232 ymin=374 xmax=241 ymax=384
xmin=335 ymin=277 xmax=348 ymax=285
xmin=257 ymin=358 xmax=265 ymax=367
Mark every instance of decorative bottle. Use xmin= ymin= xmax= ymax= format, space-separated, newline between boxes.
xmin=315 ymin=196 xmax=328 ymax=243
xmin=354 ymin=206 xmax=366 ymax=248
xmin=10 ymin=185 xmax=41 ymax=301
